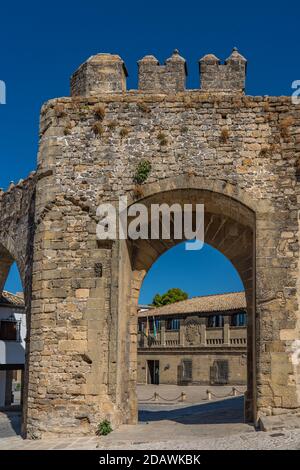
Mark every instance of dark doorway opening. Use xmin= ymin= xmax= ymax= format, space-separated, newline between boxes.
xmin=0 ymin=364 xmax=24 ymax=409
xmin=147 ymin=360 xmax=159 ymax=385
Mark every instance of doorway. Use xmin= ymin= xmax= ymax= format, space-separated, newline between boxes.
xmin=147 ymin=360 xmax=160 ymax=385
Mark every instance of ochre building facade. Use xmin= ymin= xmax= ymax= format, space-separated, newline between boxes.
xmin=137 ymin=292 xmax=247 ymax=386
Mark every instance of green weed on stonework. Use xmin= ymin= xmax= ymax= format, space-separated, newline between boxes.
xmin=133 ymin=160 xmax=151 ymax=184
xmin=96 ymin=420 xmax=113 ymax=436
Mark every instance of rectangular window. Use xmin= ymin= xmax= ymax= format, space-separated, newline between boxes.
xmin=231 ymin=312 xmax=247 ymax=326
xmin=166 ymin=318 xmax=180 ymax=330
xmin=0 ymin=321 xmax=18 ymax=341
xmin=210 ymin=360 xmax=229 ymax=384
xmin=207 ymin=315 xmax=224 ymax=328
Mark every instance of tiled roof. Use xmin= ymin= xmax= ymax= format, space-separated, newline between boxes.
xmin=138 ymin=291 xmax=246 ymax=317
xmin=0 ymin=291 xmax=25 ymax=307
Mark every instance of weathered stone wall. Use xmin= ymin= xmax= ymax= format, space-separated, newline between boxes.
xmin=200 ymin=48 xmax=247 ymax=91
xmin=138 ymin=50 xmax=187 ymax=93
xmin=2 ymin=48 xmax=300 ymax=437
xmin=70 ymin=54 xmax=128 ymax=97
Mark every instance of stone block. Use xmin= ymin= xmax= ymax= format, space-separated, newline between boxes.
xmin=75 ymin=289 xmax=90 ymax=299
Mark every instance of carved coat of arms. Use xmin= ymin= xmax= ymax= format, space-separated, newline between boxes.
xmin=185 ymin=317 xmax=201 ymax=345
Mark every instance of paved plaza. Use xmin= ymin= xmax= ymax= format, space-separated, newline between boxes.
xmin=0 ymin=385 xmax=299 ymax=450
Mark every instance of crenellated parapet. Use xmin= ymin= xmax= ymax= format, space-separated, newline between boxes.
xmin=138 ymin=49 xmax=187 ymax=93
xmin=0 ymin=170 xmax=36 ymax=198
xmin=70 ymin=53 xmax=128 ymax=96
xmin=199 ymin=47 xmax=247 ymax=91
xmin=70 ymin=48 xmax=246 ymax=96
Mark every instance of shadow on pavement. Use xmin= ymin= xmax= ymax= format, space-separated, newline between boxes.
xmin=0 ymin=410 xmax=21 ymax=437
xmin=139 ymin=396 xmax=245 ymax=425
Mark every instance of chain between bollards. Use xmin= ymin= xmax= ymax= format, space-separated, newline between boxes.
xmin=206 ymin=386 xmax=244 ymax=400
xmin=141 ymin=387 xmax=244 ymax=403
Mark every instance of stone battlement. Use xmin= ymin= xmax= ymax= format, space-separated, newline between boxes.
xmin=200 ymin=48 xmax=246 ymax=91
xmin=0 ymin=170 xmax=36 ymax=199
xmin=70 ymin=48 xmax=247 ymax=96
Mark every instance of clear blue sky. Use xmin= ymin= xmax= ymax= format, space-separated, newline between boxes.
xmin=1 ymin=0 xmax=299 ymax=296
xmin=139 ymin=242 xmax=243 ymax=304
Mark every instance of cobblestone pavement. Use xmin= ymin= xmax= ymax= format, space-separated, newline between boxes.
xmin=0 ymin=386 xmax=299 ymax=450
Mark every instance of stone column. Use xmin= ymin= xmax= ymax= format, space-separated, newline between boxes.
xmin=179 ymin=320 xmax=185 ymax=346
xmin=223 ymin=315 xmax=230 ymax=346
xmin=199 ymin=318 xmax=207 ymax=346
xmin=161 ymin=320 xmax=166 ymax=346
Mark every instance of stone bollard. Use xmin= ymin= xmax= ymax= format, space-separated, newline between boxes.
xmin=154 ymin=392 xmax=159 ymax=402
xmin=206 ymin=390 xmax=212 ymax=401
xmin=232 ymin=387 xmax=238 ymax=397
xmin=181 ymin=392 xmax=186 ymax=402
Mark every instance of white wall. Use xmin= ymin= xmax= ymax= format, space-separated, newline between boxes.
xmin=0 ymin=305 xmax=26 ymax=365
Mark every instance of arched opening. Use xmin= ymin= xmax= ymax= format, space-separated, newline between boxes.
xmin=136 ymin=241 xmax=248 ymax=426
xmin=0 ymin=245 xmax=25 ymax=435
xmin=116 ymin=186 xmax=256 ymax=426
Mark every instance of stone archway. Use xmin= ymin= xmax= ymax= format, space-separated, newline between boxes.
xmin=2 ymin=49 xmax=300 ymax=438
xmin=116 ymin=179 xmax=256 ymax=424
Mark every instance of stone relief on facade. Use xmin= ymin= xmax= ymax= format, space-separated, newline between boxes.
xmin=185 ymin=317 xmax=201 ymax=346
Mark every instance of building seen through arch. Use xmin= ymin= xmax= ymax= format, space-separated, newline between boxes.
xmin=137 ymin=292 xmax=247 ymax=386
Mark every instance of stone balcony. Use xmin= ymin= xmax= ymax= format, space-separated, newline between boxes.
xmin=138 ymin=325 xmax=246 ymax=349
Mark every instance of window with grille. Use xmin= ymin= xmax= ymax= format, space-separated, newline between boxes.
xmin=210 ymin=360 xmax=229 ymax=384
xmin=182 ymin=359 xmax=192 ymax=382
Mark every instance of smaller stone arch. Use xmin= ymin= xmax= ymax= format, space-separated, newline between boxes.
xmin=0 ymin=243 xmax=15 ymax=294
xmin=0 ymin=174 xmax=36 ymax=435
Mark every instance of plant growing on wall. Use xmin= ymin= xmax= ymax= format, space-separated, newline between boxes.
xmin=94 ymin=104 xmax=105 ymax=120
xmin=93 ymin=122 xmax=104 ymax=136
xmin=54 ymin=103 xmax=66 ymax=118
xmin=220 ymin=127 xmax=229 ymax=143
xmin=63 ymin=121 xmax=72 ymax=135
xmin=137 ymin=101 xmax=150 ymax=113
xmin=157 ymin=131 xmax=168 ymax=146
xmin=96 ymin=420 xmax=113 ymax=436
xmin=132 ymin=184 xmax=144 ymax=199
xmin=279 ymin=116 xmax=294 ymax=139
xmin=133 ymin=160 xmax=151 ymax=184
xmin=120 ymin=127 xmax=130 ymax=138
